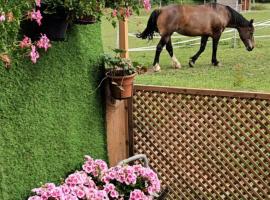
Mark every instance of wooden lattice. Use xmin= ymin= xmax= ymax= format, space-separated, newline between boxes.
xmin=130 ymin=85 xmax=270 ymax=200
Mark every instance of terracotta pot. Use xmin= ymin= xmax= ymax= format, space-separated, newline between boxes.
xmin=107 ymin=72 xmax=136 ymax=100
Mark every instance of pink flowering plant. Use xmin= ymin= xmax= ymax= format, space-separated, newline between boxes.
xmin=0 ymin=0 xmax=51 ymax=68
xmin=28 ymin=155 xmax=161 ymax=200
xmin=105 ymin=0 xmax=151 ymax=27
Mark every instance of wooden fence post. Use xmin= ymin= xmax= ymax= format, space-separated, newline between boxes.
xmin=106 ymin=18 xmax=130 ymax=167
xmin=119 ymin=18 xmax=129 ymax=58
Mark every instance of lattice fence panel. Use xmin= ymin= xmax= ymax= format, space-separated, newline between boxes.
xmin=131 ymin=85 xmax=270 ymax=200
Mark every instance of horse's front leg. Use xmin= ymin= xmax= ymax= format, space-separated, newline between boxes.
xmin=212 ymin=35 xmax=221 ymax=66
xmin=153 ymin=36 xmax=169 ymax=72
xmin=166 ymin=37 xmax=181 ymax=69
xmin=189 ymin=36 xmax=209 ymax=67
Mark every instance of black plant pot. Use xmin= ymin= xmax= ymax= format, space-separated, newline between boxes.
xmin=40 ymin=14 xmax=69 ymax=41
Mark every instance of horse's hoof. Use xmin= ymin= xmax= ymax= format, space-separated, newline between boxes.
xmin=212 ymin=61 xmax=221 ymax=67
xmin=172 ymin=56 xmax=181 ymax=69
xmin=172 ymin=62 xmax=181 ymax=69
xmin=189 ymin=60 xmax=195 ymax=68
xmin=153 ymin=64 xmax=161 ymax=72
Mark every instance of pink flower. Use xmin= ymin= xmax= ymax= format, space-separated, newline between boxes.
xmin=28 ymin=196 xmax=42 ymax=200
xmin=129 ymin=189 xmax=149 ymax=200
xmin=30 ymin=45 xmax=39 ymax=63
xmin=29 ymin=9 xmax=42 ymax=26
xmin=20 ymin=36 xmax=32 ymax=48
xmin=0 ymin=13 xmax=5 ymax=22
xmin=36 ymin=0 xmax=41 ymax=7
xmin=37 ymin=34 xmax=51 ymax=51
xmin=143 ymin=0 xmax=151 ymax=11
xmin=125 ymin=7 xmax=132 ymax=18
xmin=112 ymin=9 xmax=117 ymax=17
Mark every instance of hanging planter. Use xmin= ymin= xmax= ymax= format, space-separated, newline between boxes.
xmin=103 ymin=51 xmax=138 ymax=100
xmin=107 ymin=70 xmax=136 ymax=99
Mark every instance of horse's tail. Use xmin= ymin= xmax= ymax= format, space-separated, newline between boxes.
xmin=136 ymin=9 xmax=160 ymax=40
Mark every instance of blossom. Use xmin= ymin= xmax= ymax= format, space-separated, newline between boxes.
xmin=29 ymin=9 xmax=42 ymax=26
xmin=129 ymin=189 xmax=149 ymax=200
xmin=112 ymin=9 xmax=118 ymax=17
xmin=36 ymin=0 xmax=41 ymax=7
xmin=0 ymin=13 xmax=5 ymax=22
xmin=20 ymin=36 xmax=32 ymax=49
xmin=37 ymin=34 xmax=51 ymax=51
xmin=125 ymin=7 xmax=132 ymax=18
xmin=30 ymin=45 xmax=39 ymax=63
xmin=143 ymin=0 xmax=151 ymax=11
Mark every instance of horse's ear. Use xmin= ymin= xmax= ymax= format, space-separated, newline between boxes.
xmin=250 ymin=19 xmax=254 ymax=26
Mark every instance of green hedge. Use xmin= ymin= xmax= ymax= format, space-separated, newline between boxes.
xmin=0 ymin=23 xmax=107 ymax=200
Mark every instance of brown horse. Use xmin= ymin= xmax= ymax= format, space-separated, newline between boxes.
xmin=137 ymin=3 xmax=255 ymax=72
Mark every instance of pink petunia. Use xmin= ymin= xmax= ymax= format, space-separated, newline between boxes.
xmin=125 ymin=7 xmax=132 ymax=18
xmin=143 ymin=0 xmax=151 ymax=11
xmin=29 ymin=9 xmax=42 ymax=26
xmin=30 ymin=45 xmax=39 ymax=64
xmin=112 ymin=9 xmax=117 ymax=17
xmin=37 ymin=34 xmax=51 ymax=51
xmin=0 ymin=13 xmax=5 ymax=22
xmin=20 ymin=36 xmax=32 ymax=49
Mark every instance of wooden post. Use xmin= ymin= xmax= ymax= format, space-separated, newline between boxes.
xmin=106 ymin=96 xmax=129 ymax=167
xmin=106 ymin=18 xmax=130 ymax=167
xmin=119 ymin=19 xmax=129 ymax=58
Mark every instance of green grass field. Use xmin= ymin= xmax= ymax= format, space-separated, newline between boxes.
xmin=102 ymin=5 xmax=270 ymax=92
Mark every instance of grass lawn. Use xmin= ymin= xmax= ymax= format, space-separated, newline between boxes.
xmin=102 ymin=5 xmax=270 ymax=92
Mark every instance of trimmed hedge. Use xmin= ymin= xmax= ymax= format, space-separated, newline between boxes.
xmin=0 ymin=23 xmax=106 ymax=200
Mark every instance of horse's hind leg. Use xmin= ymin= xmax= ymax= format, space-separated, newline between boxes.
xmin=166 ymin=37 xmax=181 ymax=69
xmin=153 ymin=36 xmax=170 ymax=72
xmin=189 ymin=36 xmax=209 ymax=67
xmin=212 ymin=35 xmax=221 ymax=66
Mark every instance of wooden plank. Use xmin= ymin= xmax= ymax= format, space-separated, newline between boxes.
xmin=106 ymin=83 xmax=129 ymax=167
xmin=119 ymin=19 xmax=129 ymax=58
xmin=134 ymin=85 xmax=270 ymax=100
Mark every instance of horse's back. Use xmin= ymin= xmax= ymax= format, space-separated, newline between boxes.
xmin=157 ymin=3 xmax=229 ymax=37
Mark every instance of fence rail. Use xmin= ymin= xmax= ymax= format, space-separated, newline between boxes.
xmin=129 ymin=85 xmax=270 ymax=199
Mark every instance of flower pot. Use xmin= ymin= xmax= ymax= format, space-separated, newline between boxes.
xmin=41 ymin=14 xmax=69 ymax=41
xmin=107 ymin=72 xmax=136 ymax=100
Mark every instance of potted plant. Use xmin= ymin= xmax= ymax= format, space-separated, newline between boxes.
xmin=28 ymin=155 xmax=162 ymax=200
xmin=103 ymin=50 xmax=137 ymax=100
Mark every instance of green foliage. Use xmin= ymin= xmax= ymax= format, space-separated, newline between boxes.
xmin=0 ymin=0 xmax=35 ymax=67
xmin=42 ymin=0 xmax=104 ymax=21
xmin=103 ymin=49 xmax=137 ymax=75
xmin=0 ymin=23 xmax=107 ymax=200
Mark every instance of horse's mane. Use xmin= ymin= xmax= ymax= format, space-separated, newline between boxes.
xmin=225 ymin=5 xmax=249 ymax=27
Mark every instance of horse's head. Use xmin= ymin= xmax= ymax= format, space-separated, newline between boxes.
xmin=238 ymin=19 xmax=255 ymax=51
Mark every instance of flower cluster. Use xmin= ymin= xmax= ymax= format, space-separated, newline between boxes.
xmin=0 ymin=0 xmax=51 ymax=68
xmin=20 ymin=34 xmax=51 ymax=63
xmin=110 ymin=0 xmax=151 ymax=19
xmin=28 ymin=155 xmax=161 ymax=200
